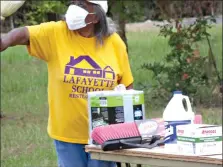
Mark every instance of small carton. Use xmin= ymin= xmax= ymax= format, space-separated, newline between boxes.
xmin=176 ymin=124 xmax=222 ymax=155
xmin=87 ymin=90 xmax=145 ymax=144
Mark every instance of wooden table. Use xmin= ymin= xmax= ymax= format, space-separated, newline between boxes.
xmin=85 ymin=145 xmax=222 ymax=167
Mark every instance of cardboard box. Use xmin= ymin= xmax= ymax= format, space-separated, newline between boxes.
xmin=176 ymin=124 xmax=222 ymax=155
xmin=87 ymin=90 xmax=145 ymax=144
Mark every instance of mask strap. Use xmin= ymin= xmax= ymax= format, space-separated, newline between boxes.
xmin=86 ymin=13 xmax=96 ymax=25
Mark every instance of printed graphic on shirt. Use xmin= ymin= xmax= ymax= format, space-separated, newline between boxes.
xmin=63 ymin=56 xmax=116 ymax=99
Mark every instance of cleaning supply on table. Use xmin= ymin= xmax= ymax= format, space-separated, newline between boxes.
xmin=87 ymin=88 xmax=145 ymax=144
xmin=163 ymin=91 xmax=195 ymax=144
xmin=176 ymin=124 xmax=222 ymax=155
xmin=91 ymin=119 xmax=165 ymax=151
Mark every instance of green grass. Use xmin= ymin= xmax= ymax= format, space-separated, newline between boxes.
xmin=1 ymin=25 xmax=222 ymax=167
xmin=127 ymin=25 xmax=222 ymax=89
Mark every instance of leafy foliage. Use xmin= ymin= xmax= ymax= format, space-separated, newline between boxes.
xmin=108 ymin=1 xmax=147 ymax=23
xmin=14 ymin=1 xmax=67 ymax=26
xmin=141 ymin=16 xmax=221 ymax=106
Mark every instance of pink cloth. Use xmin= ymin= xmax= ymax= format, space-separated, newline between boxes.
xmin=193 ymin=114 xmax=202 ymax=124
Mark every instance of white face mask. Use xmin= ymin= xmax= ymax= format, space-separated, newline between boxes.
xmin=65 ymin=5 xmax=95 ymax=30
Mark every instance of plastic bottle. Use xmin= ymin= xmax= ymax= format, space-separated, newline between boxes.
xmin=163 ymin=91 xmax=195 ymax=144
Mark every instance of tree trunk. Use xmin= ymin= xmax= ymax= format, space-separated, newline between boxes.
xmin=47 ymin=12 xmax=58 ymax=21
xmin=0 ymin=111 xmax=4 ymax=119
xmin=117 ymin=19 xmax=128 ymax=53
xmin=108 ymin=1 xmax=128 ymax=52
xmin=10 ymin=16 xmax=14 ymax=30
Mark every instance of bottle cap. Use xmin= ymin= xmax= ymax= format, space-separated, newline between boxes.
xmin=173 ymin=91 xmax=182 ymax=94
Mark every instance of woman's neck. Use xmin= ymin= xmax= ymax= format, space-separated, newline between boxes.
xmin=77 ymin=25 xmax=95 ymax=38
xmin=78 ymin=31 xmax=94 ymax=38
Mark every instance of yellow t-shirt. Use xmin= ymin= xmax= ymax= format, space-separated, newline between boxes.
xmin=26 ymin=21 xmax=134 ymax=144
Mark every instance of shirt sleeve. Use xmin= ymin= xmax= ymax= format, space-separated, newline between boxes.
xmin=113 ymin=33 xmax=134 ymax=87
xmin=26 ymin=21 xmax=56 ymax=62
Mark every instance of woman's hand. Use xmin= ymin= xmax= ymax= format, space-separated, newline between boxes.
xmin=126 ymin=83 xmax=133 ymax=90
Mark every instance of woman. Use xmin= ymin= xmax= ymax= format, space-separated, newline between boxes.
xmin=0 ymin=0 xmax=134 ymax=166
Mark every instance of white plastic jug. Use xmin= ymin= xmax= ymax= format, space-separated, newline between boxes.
xmin=163 ymin=91 xmax=194 ymax=144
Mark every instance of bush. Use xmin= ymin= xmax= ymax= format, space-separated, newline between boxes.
xmin=141 ymin=16 xmax=222 ymax=107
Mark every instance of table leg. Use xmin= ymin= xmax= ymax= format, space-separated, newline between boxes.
xmin=116 ymin=162 xmax=121 ymax=167
xmin=116 ymin=162 xmax=132 ymax=167
xmin=125 ymin=163 xmax=131 ymax=167
xmin=116 ymin=162 xmax=142 ymax=167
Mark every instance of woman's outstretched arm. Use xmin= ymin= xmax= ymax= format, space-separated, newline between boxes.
xmin=0 ymin=27 xmax=29 ymax=52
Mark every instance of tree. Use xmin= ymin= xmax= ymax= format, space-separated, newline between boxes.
xmin=140 ymin=0 xmax=222 ymax=107
xmin=108 ymin=0 xmax=146 ymax=52
xmin=13 ymin=1 xmax=67 ymax=26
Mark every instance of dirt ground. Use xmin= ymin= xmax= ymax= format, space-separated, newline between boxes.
xmin=126 ymin=21 xmax=161 ymax=32
xmin=126 ymin=15 xmax=222 ymax=32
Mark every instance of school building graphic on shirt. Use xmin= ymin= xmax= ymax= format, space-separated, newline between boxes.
xmin=64 ymin=56 xmax=115 ymax=80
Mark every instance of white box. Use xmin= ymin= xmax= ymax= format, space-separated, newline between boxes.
xmin=176 ymin=124 xmax=222 ymax=155
xmin=87 ymin=90 xmax=145 ymax=144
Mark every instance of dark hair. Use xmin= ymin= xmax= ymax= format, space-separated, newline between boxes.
xmin=93 ymin=4 xmax=117 ymax=45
